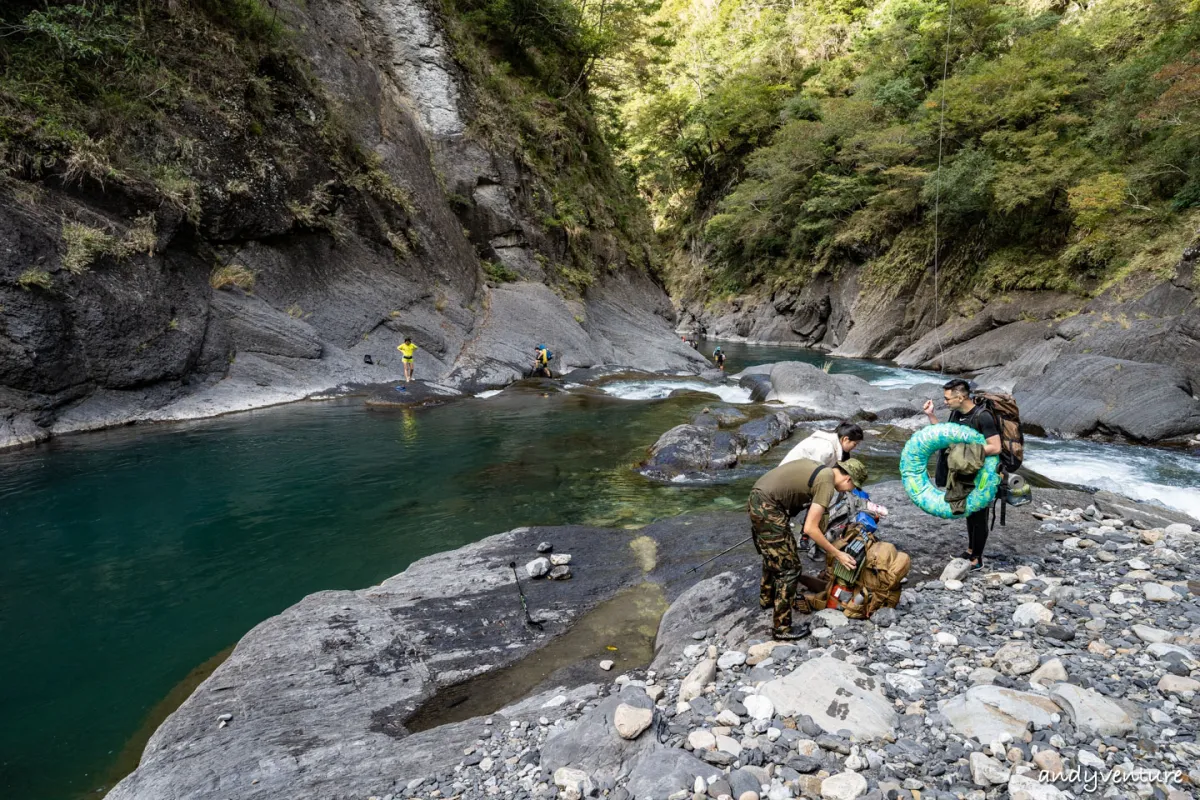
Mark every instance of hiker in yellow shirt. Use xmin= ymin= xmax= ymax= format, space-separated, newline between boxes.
xmin=397 ymin=337 xmax=418 ymax=382
xmin=533 ymin=345 xmax=552 ymax=378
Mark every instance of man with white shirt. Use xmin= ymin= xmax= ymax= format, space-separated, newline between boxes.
xmin=781 ymin=422 xmax=863 ymax=468
xmin=780 ymin=422 xmax=864 ymax=558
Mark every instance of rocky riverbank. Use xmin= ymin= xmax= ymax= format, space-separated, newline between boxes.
xmin=105 ymin=512 xmax=747 ymax=800
xmin=0 ymin=0 xmax=706 ymax=451
xmin=375 ymin=501 xmax=1199 ymax=800
xmin=727 ymin=360 xmax=1200 ymax=445
xmin=635 ymin=359 xmax=1200 ymax=489
xmin=105 ymin=467 xmax=1197 ymax=800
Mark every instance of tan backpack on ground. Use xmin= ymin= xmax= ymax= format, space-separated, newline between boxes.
xmin=802 ymin=526 xmax=911 ymax=620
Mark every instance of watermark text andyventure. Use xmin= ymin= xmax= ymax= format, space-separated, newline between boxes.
xmin=1040 ymin=767 xmax=1185 ymax=794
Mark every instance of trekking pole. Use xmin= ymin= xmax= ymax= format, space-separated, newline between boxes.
xmin=687 ymin=536 xmax=753 ymax=574
xmin=508 ymin=562 xmax=544 ymax=629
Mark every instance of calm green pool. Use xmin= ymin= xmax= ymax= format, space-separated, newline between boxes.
xmin=2 ymin=342 xmax=1195 ymax=800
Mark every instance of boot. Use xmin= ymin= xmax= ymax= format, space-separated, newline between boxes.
xmin=771 ymin=621 xmax=811 ymax=641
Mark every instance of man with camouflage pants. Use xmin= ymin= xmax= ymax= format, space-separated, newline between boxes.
xmin=748 ymin=457 xmax=867 ymax=639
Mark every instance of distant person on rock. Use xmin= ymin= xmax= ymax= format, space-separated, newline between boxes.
xmin=714 ymin=347 xmax=726 ymax=371
xmin=748 ymin=457 xmax=867 ymax=640
xmin=923 ymin=379 xmax=1002 ymax=572
xmin=533 ymin=345 xmax=553 ymax=378
xmin=397 ymin=337 xmax=418 ymax=382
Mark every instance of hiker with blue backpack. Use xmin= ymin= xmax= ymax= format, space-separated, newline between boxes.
xmin=533 ymin=345 xmax=554 ymax=378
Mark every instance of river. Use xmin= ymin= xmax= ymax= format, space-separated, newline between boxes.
xmin=0 ymin=341 xmax=1196 ymax=799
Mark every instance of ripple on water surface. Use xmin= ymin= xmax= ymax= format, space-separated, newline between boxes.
xmin=1024 ymin=438 xmax=1200 ymax=519
xmin=598 ymin=379 xmax=755 ymax=404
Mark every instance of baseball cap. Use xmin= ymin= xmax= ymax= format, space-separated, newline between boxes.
xmin=837 ymin=458 xmax=868 ymax=488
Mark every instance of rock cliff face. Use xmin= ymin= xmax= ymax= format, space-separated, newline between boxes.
xmin=0 ymin=0 xmax=704 ymax=450
xmin=679 ymin=243 xmax=1200 ymax=440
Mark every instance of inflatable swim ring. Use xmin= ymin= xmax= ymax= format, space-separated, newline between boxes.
xmin=901 ymin=423 xmax=1000 ymax=519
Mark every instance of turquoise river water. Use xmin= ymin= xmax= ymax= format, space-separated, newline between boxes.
xmin=1 ymin=342 xmax=1197 ymax=799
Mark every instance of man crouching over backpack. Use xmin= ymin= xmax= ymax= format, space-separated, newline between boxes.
xmin=748 ymin=457 xmax=867 ymax=640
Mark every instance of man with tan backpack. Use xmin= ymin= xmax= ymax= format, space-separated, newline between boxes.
xmin=799 ymin=496 xmax=911 ymax=619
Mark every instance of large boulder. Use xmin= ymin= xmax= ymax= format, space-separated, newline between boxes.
xmin=1014 ymin=354 xmax=1200 ymax=441
xmin=641 ymin=410 xmax=796 ymax=479
xmin=939 ymin=685 xmax=1062 ymax=742
xmin=625 ymin=748 xmax=720 ymax=799
xmin=1048 ymin=683 xmax=1136 ymax=737
xmin=759 ymin=657 xmax=898 ymax=741
xmin=737 ymin=411 xmax=795 ymax=457
xmin=540 ymin=686 xmax=658 ymax=783
xmin=735 ymin=361 xmax=925 ymax=420
xmin=738 ymin=372 xmax=774 ymax=402
xmin=639 ymin=424 xmax=745 ymax=478
xmin=763 ymin=362 xmax=871 ymax=413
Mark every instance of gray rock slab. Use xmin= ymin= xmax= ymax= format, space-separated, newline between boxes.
xmin=106 ymin=512 xmax=749 ymax=800
xmin=626 ymin=748 xmax=720 ymax=799
xmin=1015 ymin=354 xmax=1200 ymax=441
xmin=939 ymin=686 xmax=1062 ymax=742
xmin=541 ymin=689 xmax=657 ymax=782
xmin=1049 ymin=683 xmax=1136 ymax=737
xmin=760 ymin=657 xmax=898 ymax=741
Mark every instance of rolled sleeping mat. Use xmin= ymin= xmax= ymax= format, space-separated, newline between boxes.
xmin=901 ymin=423 xmax=1001 ymax=519
xmin=1006 ymin=472 xmax=1027 ymax=492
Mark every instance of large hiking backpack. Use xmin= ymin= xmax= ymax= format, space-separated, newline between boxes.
xmin=803 ymin=525 xmax=911 ymax=620
xmin=975 ymin=391 xmax=1024 ymax=474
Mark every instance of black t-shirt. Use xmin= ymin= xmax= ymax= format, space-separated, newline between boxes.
xmin=951 ymin=402 xmax=999 ymax=439
xmin=935 ymin=401 xmax=998 ymax=486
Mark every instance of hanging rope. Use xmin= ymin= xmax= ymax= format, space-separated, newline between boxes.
xmin=932 ymin=0 xmax=956 ymax=371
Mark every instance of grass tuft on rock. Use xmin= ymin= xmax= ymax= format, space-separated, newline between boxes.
xmin=210 ymin=263 xmax=256 ymax=291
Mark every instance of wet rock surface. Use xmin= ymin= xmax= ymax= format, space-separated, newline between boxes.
xmin=639 ymin=408 xmax=801 ymax=482
xmin=679 ymin=245 xmax=1200 ymax=441
xmin=111 ymin=483 xmax=1199 ymax=799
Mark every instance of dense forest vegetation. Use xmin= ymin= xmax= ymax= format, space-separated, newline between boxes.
xmin=600 ymin=0 xmax=1200 ymax=302
xmin=3 ymin=0 xmax=1198 ymax=304
xmin=0 ymin=0 xmax=651 ymax=288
